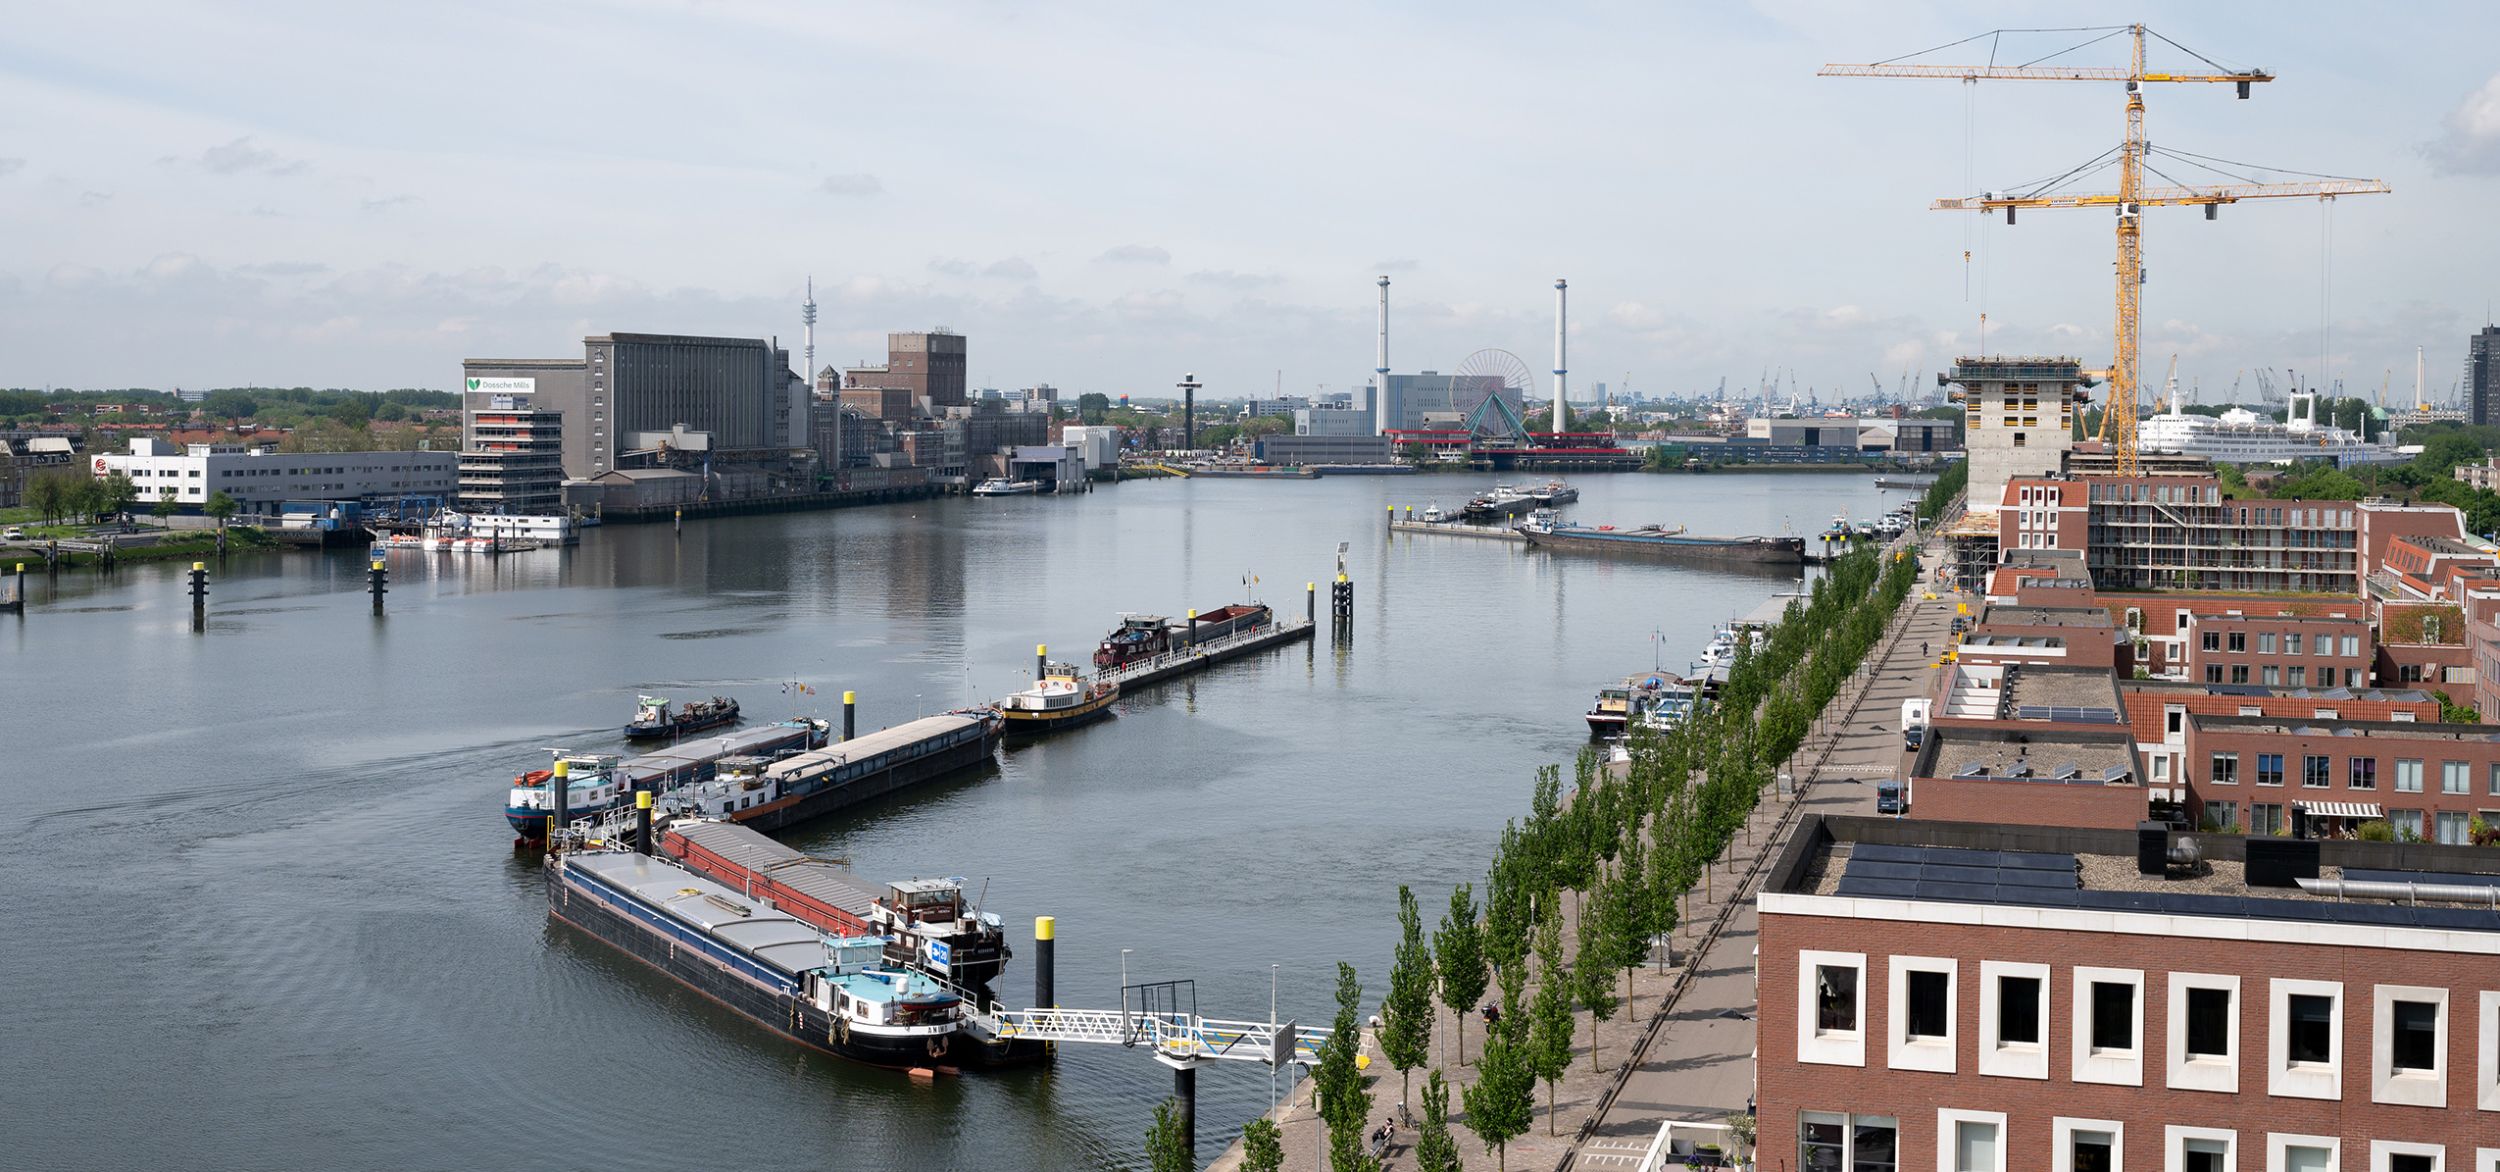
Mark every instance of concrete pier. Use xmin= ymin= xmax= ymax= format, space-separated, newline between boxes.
xmin=1100 ymin=619 xmax=1316 ymax=691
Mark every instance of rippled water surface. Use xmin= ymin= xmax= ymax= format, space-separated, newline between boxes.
xmin=3 ymin=471 xmax=1894 ymax=1171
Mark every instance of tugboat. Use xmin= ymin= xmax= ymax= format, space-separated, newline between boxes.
xmin=1460 ymin=485 xmax=1535 ymax=524
xmin=972 ymin=478 xmax=1042 ymax=497
xmin=1527 ymin=479 xmax=1579 ymax=507
xmin=624 ymin=694 xmax=740 ymax=741
xmin=998 ymin=660 xmax=1119 ymax=736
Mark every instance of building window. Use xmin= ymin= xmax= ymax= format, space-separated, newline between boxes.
xmin=2257 ymin=755 xmax=2285 ymax=787
xmin=2188 ymin=988 xmax=2232 ymax=1057
xmin=2394 ymin=809 xmax=2426 ymax=841
xmin=2053 ymin=1119 xmax=2124 ymax=1172
xmin=2445 ymin=761 xmax=2471 ymax=795
xmin=2206 ymin=665 xmax=2225 ymax=683
xmin=2263 ymin=666 xmax=2282 ymax=686
xmin=2210 ymin=753 xmax=2239 ymax=785
xmin=1940 ymin=1110 xmax=2006 ymax=1172
xmin=2202 ymin=631 xmax=2221 ymax=651
xmin=2260 ymin=632 xmax=2279 ymax=654
xmin=1979 ymin=961 xmax=2048 ymax=1080
xmin=2265 ymin=1136 xmax=2339 ymax=1172
xmin=2371 ymin=1142 xmax=2444 ymax=1172
xmin=1888 ymin=957 xmax=1957 ymax=1072
xmin=2093 ymin=983 xmax=2134 ymax=1050
xmin=2075 ymin=967 xmax=2145 ymax=1085
xmin=2167 ymin=1127 xmax=2237 ymax=1172
xmin=2343 ymin=635 xmax=2362 ymax=657
xmin=2287 ymin=632 xmax=2306 ymax=654
xmin=1800 ymin=951 xmax=1866 ymax=1066
xmin=1798 ymin=1113 xmax=1897 ymax=1172
xmin=2229 ymin=632 xmax=2247 ymax=653
xmin=2271 ymin=979 xmax=2344 ymax=1100
xmin=2166 ymin=973 xmax=2241 ymax=1094
xmin=2439 ymin=811 xmax=2471 ymax=845
xmin=2303 ymin=756 xmax=2333 ymax=788
xmin=2395 ymin=759 xmax=2422 ymax=793
xmin=2252 ymin=803 xmax=2285 ymax=835
xmin=2290 ymin=666 xmax=2308 ymax=687
xmin=2233 ymin=665 xmax=2251 ymax=684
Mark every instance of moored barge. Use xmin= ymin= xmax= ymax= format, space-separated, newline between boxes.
xmin=1516 ymin=513 xmax=1805 ymax=566
xmin=656 ymin=711 xmax=1003 ymax=833
xmin=506 ymin=717 xmax=828 ymax=839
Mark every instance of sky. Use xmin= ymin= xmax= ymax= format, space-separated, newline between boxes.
xmin=3 ymin=1 xmax=2498 ymax=405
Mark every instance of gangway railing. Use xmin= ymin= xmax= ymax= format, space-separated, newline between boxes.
xmin=1098 ymin=619 xmax=1314 ymax=687
xmin=975 ymin=1006 xmax=1328 ymax=1065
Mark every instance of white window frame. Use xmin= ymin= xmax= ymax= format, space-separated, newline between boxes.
xmin=2270 ymin=977 xmax=2345 ymax=1100
xmin=2475 ymin=1148 xmax=2500 ymax=1172
xmin=1890 ymin=955 xmax=1958 ymax=1072
xmin=2373 ymin=984 xmax=2449 ymax=1108
xmin=1798 ymin=949 xmax=1866 ymax=1067
xmin=2167 ymin=972 xmax=2241 ymax=1093
xmin=2051 ymin=1117 xmax=2124 ymax=1172
xmin=1980 ymin=960 xmax=2050 ymax=1080
xmin=2165 ymin=1125 xmax=2238 ymax=1172
xmin=1937 ymin=1107 xmax=2009 ymax=1172
xmin=2371 ymin=1140 xmax=2446 ymax=1172
xmin=2266 ymin=1134 xmax=2341 ymax=1172
xmin=2073 ymin=965 xmax=2145 ymax=1086
xmin=2480 ymin=990 xmax=2500 ymax=1112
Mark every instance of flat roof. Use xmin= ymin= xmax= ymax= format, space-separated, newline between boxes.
xmin=2122 ymin=680 xmax=2435 ymax=704
xmin=1921 ymin=727 xmax=2136 ymax=784
xmin=1980 ymin=605 xmax=2112 ymax=629
xmin=1769 ymin=815 xmax=2500 ymax=936
xmin=2187 ymin=713 xmax=2500 ymax=743
xmin=1961 ymin=633 xmax=2066 ymax=649
xmin=2001 ymin=665 xmax=2124 ymax=713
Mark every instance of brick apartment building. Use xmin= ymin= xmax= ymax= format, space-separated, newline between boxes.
xmin=2183 ymin=612 xmax=2375 ymax=690
xmin=1761 ymin=816 xmax=2500 ymax=1172
xmin=2185 ymin=713 xmax=2500 ymax=843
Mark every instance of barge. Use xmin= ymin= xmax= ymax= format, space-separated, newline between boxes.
xmin=506 ymin=717 xmax=829 ymax=839
xmin=547 ymin=848 xmax=972 ymax=1069
xmin=1516 ymin=512 xmax=1805 ymax=566
xmin=656 ymin=711 xmax=1003 ymax=834
xmin=1092 ymin=602 xmax=1274 ymax=669
xmin=625 ymin=694 xmax=740 ymax=741
xmin=999 ymin=664 xmax=1118 ymax=736
xmin=660 ymin=817 xmax=1011 ymax=991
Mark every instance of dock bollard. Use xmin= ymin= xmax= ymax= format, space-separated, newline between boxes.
xmin=1185 ymin=610 xmax=1198 ymax=650
xmin=1386 ymin=503 xmax=1394 ymax=529
xmin=188 ymin=561 xmax=209 ymax=629
xmin=634 ymin=789 xmax=654 ymax=855
xmin=1331 ymin=572 xmax=1353 ymax=642
xmin=368 ymin=558 xmax=387 ymax=615
xmin=549 ymin=758 xmax=571 ymax=847
xmin=1033 ymin=916 xmax=1055 ymax=1011
xmin=673 ymin=507 xmax=682 ymax=536
xmin=841 ymin=691 xmax=856 ymax=743
xmin=1306 ymin=581 xmax=1315 ymax=625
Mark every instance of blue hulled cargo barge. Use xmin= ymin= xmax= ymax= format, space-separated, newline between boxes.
xmin=506 ymin=718 xmax=829 ymax=840
xmin=548 ymin=848 xmax=1046 ymax=1070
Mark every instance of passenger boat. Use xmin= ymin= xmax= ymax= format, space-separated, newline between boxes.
xmin=659 ymin=816 xmax=1012 ymax=991
xmin=1516 ymin=512 xmax=1806 ymax=566
xmin=998 ymin=663 xmax=1119 ymax=735
xmin=1419 ymin=503 xmax=1455 ymax=524
xmin=1585 ymin=675 xmax=1662 ymax=736
xmin=972 ymin=478 xmax=1042 ymax=496
xmin=505 ymin=718 xmax=829 ymax=839
xmin=624 ymin=694 xmax=740 ymax=741
xmin=548 ymin=848 xmax=971 ymax=1069
xmin=1639 ymin=675 xmax=1704 ymax=732
xmin=656 ymin=711 xmax=1004 ymax=833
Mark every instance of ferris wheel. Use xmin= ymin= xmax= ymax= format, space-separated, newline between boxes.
xmin=1449 ymin=349 xmax=1537 ymax=435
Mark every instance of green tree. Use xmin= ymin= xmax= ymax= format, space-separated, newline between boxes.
xmin=328 ymin=393 xmax=372 ymax=430
xmin=70 ymin=475 xmax=107 ymax=524
xmin=151 ymin=485 xmax=179 ymax=526
xmin=373 ymin=401 xmax=408 ymax=423
xmin=1313 ymin=962 xmax=1373 ymax=1156
xmin=98 ymin=470 xmax=138 ymax=520
xmin=1435 ymin=883 xmax=1489 ymax=1066
xmin=1077 ymin=391 xmax=1112 ymax=423
xmin=1526 ymin=911 xmax=1575 ymax=1134
xmin=2434 ymin=690 xmax=2481 ymax=724
xmin=1383 ymin=885 xmax=1436 ymax=1107
xmin=1240 ymin=1117 xmax=1285 ymax=1172
xmin=1413 ymin=1068 xmax=1463 ymax=1172
xmin=1143 ymin=1098 xmax=1191 ymax=1172
xmin=1607 ymin=830 xmax=1652 ymax=1018
xmin=1461 ymin=994 xmax=1534 ymax=1172
xmin=203 ymin=490 xmax=238 ymax=531
xmin=1329 ymin=1121 xmax=1382 ymax=1172
xmin=1574 ymin=877 xmax=1620 ymax=1072
xmin=25 ymin=468 xmax=68 ymax=524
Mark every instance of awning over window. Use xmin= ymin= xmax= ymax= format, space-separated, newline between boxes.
xmin=2296 ymin=801 xmax=2382 ymax=820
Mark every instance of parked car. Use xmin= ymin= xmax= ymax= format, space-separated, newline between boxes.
xmin=2 ymin=527 xmax=25 ymax=540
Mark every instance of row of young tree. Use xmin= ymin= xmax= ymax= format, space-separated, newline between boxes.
xmin=1164 ymin=545 xmax=1921 ymax=1171
xmin=20 ymin=469 xmax=239 ymax=528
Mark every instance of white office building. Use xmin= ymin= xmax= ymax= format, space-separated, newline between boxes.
xmin=97 ymin=437 xmax=456 ymax=515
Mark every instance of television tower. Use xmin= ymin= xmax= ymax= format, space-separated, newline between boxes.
xmin=802 ymin=277 xmax=818 ymax=392
xmin=1552 ymin=278 xmax=1569 ymax=440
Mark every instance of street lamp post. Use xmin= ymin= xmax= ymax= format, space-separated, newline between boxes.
xmin=1121 ymin=948 xmax=1133 ymax=1012
xmin=1270 ymin=963 xmax=1281 ymax=1113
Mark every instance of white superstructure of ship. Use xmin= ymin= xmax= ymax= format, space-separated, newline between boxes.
xmin=2135 ymin=386 xmax=2403 ymax=468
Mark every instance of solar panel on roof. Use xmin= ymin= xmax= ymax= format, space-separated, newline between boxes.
xmin=1834 ymin=877 xmax=1920 ymax=899
xmin=1850 ymin=843 xmax=1927 ymax=864
xmin=1914 ymin=881 xmax=2001 ymax=903
xmin=1845 ymin=860 xmax=1924 ymax=882
xmin=1996 ymin=868 xmax=2080 ymax=889
xmin=1998 ymin=850 xmax=2081 ymax=871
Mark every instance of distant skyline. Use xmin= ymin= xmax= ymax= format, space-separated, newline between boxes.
xmin=3 ymin=2 xmax=2497 ymax=404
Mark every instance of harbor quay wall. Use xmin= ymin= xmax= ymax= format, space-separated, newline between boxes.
xmin=597 ymin=482 xmax=934 ymax=523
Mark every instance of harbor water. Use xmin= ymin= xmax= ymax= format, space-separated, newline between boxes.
xmin=2 ymin=471 xmax=1891 ymax=1171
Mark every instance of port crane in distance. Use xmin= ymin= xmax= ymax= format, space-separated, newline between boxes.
xmin=1821 ymin=23 xmax=2388 ymax=476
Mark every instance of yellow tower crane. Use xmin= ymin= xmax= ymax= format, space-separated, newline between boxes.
xmin=1822 ymin=24 xmax=2388 ymax=476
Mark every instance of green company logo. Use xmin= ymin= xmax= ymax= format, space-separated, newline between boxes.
xmin=466 ymin=378 xmax=481 ymax=391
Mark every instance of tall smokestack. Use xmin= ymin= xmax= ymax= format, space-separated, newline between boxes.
xmin=1553 ymin=278 xmax=1569 ymax=440
xmin=1376 ymin=276 xmax=1391 ymax=437
xmin=2417 ymin=345 xmax=2425 ymax=409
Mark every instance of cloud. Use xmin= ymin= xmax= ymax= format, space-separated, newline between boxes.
xmin=361 ymin=194 xmax=419 ymax=213
xmin=1096 ymin=243 xmax=1170 ymax=265
xmin=818 ymin=173 xmax=883 ymax=197
xmin=238 ymin=261 xmax=332 ymax=276
xmin=927 ymin=257 xmax=976 ymax=277
xmin=249 ymin=204 xmax=288 ymax=218
xmin=186 ymin=136 xmax=310 ymax=177
xmin=983 ymin=256 xmax=1037 ymax=280
xmin=79 ymin=190 xmax=111 ymax=207
xmin=0 ymin=158 xmax=22 ymax=178
xmin=1186 ymin=269 xmax=1281 ymax=289
xmin=1372 ymin=259 xmax=1420 ymax=274
xmin=2428 ymin=73 xmax=2500 ymax=175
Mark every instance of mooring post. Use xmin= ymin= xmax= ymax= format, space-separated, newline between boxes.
xmin=635 ymin=788 xmax=654 ymax=855
xmin=1184 ymin=610 xmax=1197 ymax=650
xmin=1331 ymin=572 xmax=1353 ymax=641
xmin=1173 ymin=1062 xmax=1198 ymax=1159
xmin=842 ymin=690 xmax=857 ymax=743
xmin=1033 ymin=916 xmax=1055 ymax=1011
xmin=368 ymin=558 xmax=387 ymax=615
xmin=1306 ymin=581 xmax=1315 ymax=626
xmin=673 ymin=507 xmax=682 ymax=536
xmin=549 ymin=758 xmax=571 ymax=848
xmin=188 ymin=561 xmax=209 ymax=630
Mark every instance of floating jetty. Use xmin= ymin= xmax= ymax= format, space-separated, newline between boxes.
xmin=1389 ymin=520 xmax=1526 ymax=542
xmin=1097 ymin=617 xmax=1315 ymax=690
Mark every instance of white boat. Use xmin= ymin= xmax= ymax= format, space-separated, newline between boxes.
xmin=972 ymin=479 xmax=1042 ymax=497
xmin=2136 ymin=388 xmax=2404 ymax=467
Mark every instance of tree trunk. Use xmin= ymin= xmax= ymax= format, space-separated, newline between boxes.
xmin=1457 ymin=1014 xmax=1467 ymax=1066
xmin=1546 ymin=1078 xmax=1556 ymax=1136
xmin=1624 ymin=968 xmax=1636 ymax=1024
xmin=1590 ymin=1026 xmax=1602 ymax=1074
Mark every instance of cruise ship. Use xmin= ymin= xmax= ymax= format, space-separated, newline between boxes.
xmin=2135 ymin=390 xmax=2404 ymax=468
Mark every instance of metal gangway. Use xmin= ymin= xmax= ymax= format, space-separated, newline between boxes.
xmin=972 ymin=1005 xmax=1327 ymax=1066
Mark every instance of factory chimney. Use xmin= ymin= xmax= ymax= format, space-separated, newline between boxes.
xmin=1553 ymin=279 xmax=1569 ymax=440
xmin=1376 ymin=276 xmax=1391 ymax=437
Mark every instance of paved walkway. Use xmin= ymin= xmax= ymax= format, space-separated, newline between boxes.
xmin=1563 ymin=541 xmax=1963 ymax=1170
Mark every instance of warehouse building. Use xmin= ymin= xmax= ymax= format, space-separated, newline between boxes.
xmin=96 ymin=437 xmax=454 ymax=517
